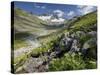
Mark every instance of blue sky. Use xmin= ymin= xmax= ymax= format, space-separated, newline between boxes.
xmin=14 ymin=1 xmax=97 ymax=19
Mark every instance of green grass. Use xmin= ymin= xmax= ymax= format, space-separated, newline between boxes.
xmin=15 ymin=8 xmax=47 ymax=27
xmin=14 ymin=32 xmax=30 ymax=50
xmin=69 ymin=11 xmax=97 ymax=32
xmin=79 ymin=34 xmax=92 ymax=45
xmin=49 ymin=53 xmax=86 ymax=71
xmin=14 ymin=39 xmax=28 ymax=50
xmin=13 ymin=30 xmax=64 ymax=71
xmin=49 ymin=52 xmax=97 ymax=71
xmin=31 ymin=28 xmax=68 ymax=55
xmin=31 ymin=35 xmax=61 ymax=55
xmin=37 ymin=28 xmax=68 ymax=44
xmin=13 ymin=52 xmax=30 ymax=71
xmin=48 ymin=11 xmax=97 ymax=71
xmin=13 ymin=10 xmax=97 ymax=72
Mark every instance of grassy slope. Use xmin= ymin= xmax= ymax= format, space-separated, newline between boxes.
xmin=16 ymin=10 xmax=97 ymax=57
xmin=13 ymin=10 xmax=97 ymax=72
xmin=14 ymin=8 xmax=47 ymax=28
xmin=69 ymin=11 xmax=97 ymax=32
xmin=14 ymin=8 xmax=48 ymax=49
xmin=49 ymin=11 xmax=97 ymax=70
xmin=30 ymin=11 xmax=97 ymax=62
xmin=14 ymin=8 xmax=64 ymax=50
xmin=13 ymin=8 xmax=65 ymax=70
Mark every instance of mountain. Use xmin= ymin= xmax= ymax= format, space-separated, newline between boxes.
xmin=14 ymin=8 xmax=48 ymax=33
xmin=37 ymin=13 xmax=65 ymax=25
xmin=64 ymin=11 xmax=97 ymax=29
xmin=12 ymin=9 xmax=97 ymax=73
xmin=13 ymin=8 xmax=65 ymax=50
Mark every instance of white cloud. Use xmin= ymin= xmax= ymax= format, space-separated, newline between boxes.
xmin=34 ymin=3 xmax=46 ymax=9
xmin=77 ymin=5 xmax=96 ymax=15
xmin=67 ymin=11 xmax=75 ymax=16
xmin=53 ymin=10 xmax=64 ymax=17
xmin=66 ymin=11 xmax=76 ymax=19
xmin=51 ymin=18 xmax=65 ymax=22
xmin=38 ymin=15 xmax=65 ymax=23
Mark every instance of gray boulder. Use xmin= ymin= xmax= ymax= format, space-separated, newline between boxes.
xmin=60 ymin=36 xmax=73 ymax=51
xmin=70 ymin=31 xmax=85 ymax=39
xmin=70 ymin=39 xmax=80 ymax=53
xmin=23 ymin=57 xmax=44 ymax=72
xmin=82 ymin=38 xmax=97 ymax=59
xmin=88 ymin=31 xmax=97 ymax=38
xmin=76 ymin=31 xmax=85 ymax=38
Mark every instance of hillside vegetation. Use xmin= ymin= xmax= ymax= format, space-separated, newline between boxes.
xmin=13 ymin=8 xmax=63 ymax=49
xmin=12 ymin=8 xmax=97 ymax=73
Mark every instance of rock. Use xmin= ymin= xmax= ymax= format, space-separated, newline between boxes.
xmin=90 ymin=24 xmax=97 ymax=31
xmin=88 ymin=31 xmax=97 ymax=38
xmin=37 ymin=64 xmax=48 ymax=72
xmin=17 ymin=29 xmax=97 ymax=73
xmin=70 ymin=39 xmax=80 ymax=53
xmin=64 ymin=32 xmax=70 ymax=37
xmin=76 ymin=31 xmax=85 ymax=38
xmin=23 ymin=57 xmax=44 ymax=72
xmin=70 ymin=33 xmax=76 ymax=38
xmin=70 ymin=31 xmax=85 ymax=39
xmin=61 ymin=36 xmax=73 ymax=51
xmin=55 ymin=46 xmax=61 ymax=51
xmin=50 ymin=52 xmax=56 ymax=58
xmin=82 ymin=38 xmax=97 ymax=50
xmin=82 ymin=38 xmax=97 ymax=59
xmin=31 ymin=53 xmax=40 ymax=58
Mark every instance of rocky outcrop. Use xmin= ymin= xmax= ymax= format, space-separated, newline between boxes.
xmin=88 ymin=31 xmax=97 ymax=37
xmin=60 ymin=36 xmax=73 ymax=51
xmin=70 ymin=39 xmax=80 ymax=53
xmin=82 ymin=38 xmax=97 ymax=59
xmin=16 ymin=29 xmax=97 ymax=73
xmin=23 ymin=57 xmax=49 ymax=72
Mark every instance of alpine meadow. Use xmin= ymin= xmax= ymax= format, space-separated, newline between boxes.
xmin=11 ymin=1 xmax=97 ymax=73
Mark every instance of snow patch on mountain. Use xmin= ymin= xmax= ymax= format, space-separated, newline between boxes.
xmin=38 ymin=15 xmax=52 ymax=21
xmin=38 ymin=15 xmax=65 ymax=23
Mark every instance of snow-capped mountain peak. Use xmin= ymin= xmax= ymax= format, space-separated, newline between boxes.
xmin=37 ymin=13 xmax=65 ymax=23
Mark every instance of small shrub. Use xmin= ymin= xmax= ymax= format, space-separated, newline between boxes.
xmin=49 ymin=53 xmax=86 ymax=71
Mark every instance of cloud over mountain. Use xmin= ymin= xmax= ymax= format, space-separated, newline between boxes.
xmin=67 ymin=11 xmax=76 ymax=18
xmin=77 ymin=5 xmax=96 ymax=15
xmin=53 ymin=10 xmax=64 ymax=18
